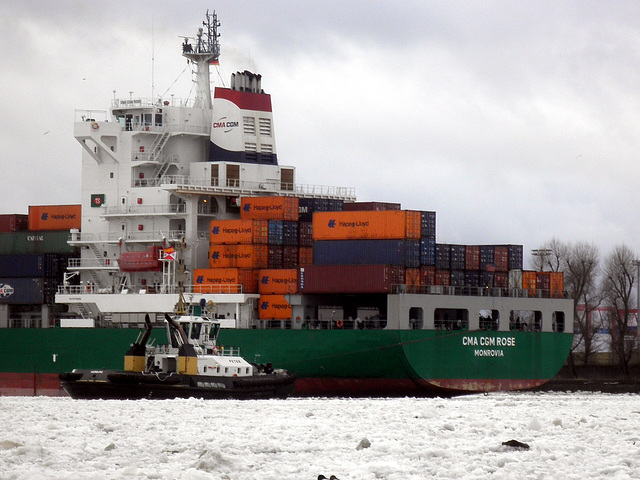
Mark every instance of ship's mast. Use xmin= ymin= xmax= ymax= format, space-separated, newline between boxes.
xmin=181 ymin=10 xmax=220 ymax=109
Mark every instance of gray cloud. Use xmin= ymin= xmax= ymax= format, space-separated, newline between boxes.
xmin=2 ymin=1 xmax=640 ymax=263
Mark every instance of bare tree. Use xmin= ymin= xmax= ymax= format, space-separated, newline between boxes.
xmin=565 ymin=242 xmax=602 ymax=367
xmin=530 ymin=237 xmax=569 ymax=272
xmin=532 ymin=239 xmax=601 ymax=370
xmin=601 ymin=244 xmax=637 ymax=375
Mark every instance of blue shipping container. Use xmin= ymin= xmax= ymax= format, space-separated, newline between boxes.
xmin=268 ymin=220 xmax=284 ymax=245
xmin=0 ymin=278 xmax=44 ymax=304
xmin=420 ymin=238 xmax=436 ymax=266
xmin=420 ymin=211 xmax=436 ymax=239
xmin=313 ymin=239 xmax=417 ymax=267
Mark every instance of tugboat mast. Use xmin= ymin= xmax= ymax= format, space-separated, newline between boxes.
xmin=181 ymin=10 xmax=221 ymax=109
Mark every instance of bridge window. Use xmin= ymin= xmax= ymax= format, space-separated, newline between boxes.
xmin=510 ymin=310 xmax=542 ymax=331
xmin=435 ymin=308 xmax=469 ymax=330
xmin=409 ymin=307 xmax=424 ymax=329
xmin=479 ymin=309 xmax=499 ymax=331
xmin=553 ymin=311 xmax=565 ymax=332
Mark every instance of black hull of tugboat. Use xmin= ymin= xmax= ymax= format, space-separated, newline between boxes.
xmin=59 ymin=370 xmax=296 ymax=400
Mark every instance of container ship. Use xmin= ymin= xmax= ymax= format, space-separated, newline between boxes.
xmin=0 ymin=11 xmax=573 ymax=397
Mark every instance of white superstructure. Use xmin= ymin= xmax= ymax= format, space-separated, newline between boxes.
xmin=56 ymin=11 xmax=355 ymax=325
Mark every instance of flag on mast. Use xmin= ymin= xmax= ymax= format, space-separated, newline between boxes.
xmin=162 ymin=247 xmax=176 ymax=261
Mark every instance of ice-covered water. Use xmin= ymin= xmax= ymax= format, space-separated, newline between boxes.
xmin=1 ymin=392 xmax=639 ymax=479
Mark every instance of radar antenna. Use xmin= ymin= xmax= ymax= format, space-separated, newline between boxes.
xmin=180 ymin=10 xmax=221 ymax=109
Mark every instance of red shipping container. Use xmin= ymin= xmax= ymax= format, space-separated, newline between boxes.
xmin=421 ymin=266 xmax=436 ymax=285
xmin=0 ymin=214 xmax=28 ymax=233
xmin=435 ymin=269 xmax=451 ymax=286
xmin=494 ymin=272 xmax=509 ymax=288
xmin=259 ymin=294 xmax=292 ymax=320
xmin=258 ymin=269 xmax=299 ymax=294
xmin=465 ymin=245 xmax=480 ymax=271
xmin=494 ymin=246 xmax=509 ymax=272
xmin=209 ymin=219 xmax=268 ymax=244
xmin=298 ymin=247 xmax=313 ymax=266
xmin=29 ymin=204 xmax=81 ymax=231
xmin=536 ymin=272 xmax=551 ymax=291
xmin=299 ymin=264 xmax=402 ymax=294
xmin=343 ymin=202 xmax=401 ymax=211
xmin=240 ymin=196 xmax=299 ymax=221
xmin=283 ymin=246 xmax=299 ymax=268
xmin=208 ymin=244 xmax=268 ymax=269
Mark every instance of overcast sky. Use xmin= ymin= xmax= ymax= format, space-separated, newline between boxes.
xmin=2 ymin=1 xmax=640 ymax=264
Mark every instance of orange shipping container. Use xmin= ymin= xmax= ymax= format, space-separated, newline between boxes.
xmin=549 ymin=271 xmax=564 ymax=297
xmin=258 ymin=269 xmax=299 ymax=294
xmin=240 ymin=196 xmax=299 ymax=221
xmin=259 ymin=294 xmax=292 ymax=320
xmin=405 ymin=211 xmax=421 ymax=240
xmin=28 ymin=204 xmax=81 ymax=231
xmin=193 ymin=268 xmax=258 ymax=294
xmin=406 ymin=268 xmax=421 ymax=287
xmin=522 ymin=271 xmax=537 ymax=296
xmin=313 ymin=211 xmax=418 ymax=241
xmin=209 ymin=219 xmax=268 ymax=244
xmin=208 ymin=244 xmax=268 ymax=269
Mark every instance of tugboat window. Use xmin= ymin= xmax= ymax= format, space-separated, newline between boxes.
xmin=191 ymin=322 xmax=202 ymax=340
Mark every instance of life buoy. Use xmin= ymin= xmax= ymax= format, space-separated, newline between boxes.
xmin=336 ymin=319 xmax=344 ymax=328
xmin=91 ymin=122 xmax=99 ymax=130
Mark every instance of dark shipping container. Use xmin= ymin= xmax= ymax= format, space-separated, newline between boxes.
xmin=299 ymin=264 xmax=405 ymax=294
xmin=0 ymin=230 xmax=77 ymax=255
xmin=268 ymin=245 xmax=283 ymax=269
xmin=298 ymin=222 xmax=313 ymax=246
xmin=283 ymin=246 xmax=299 ymax=268
xmin=435 ymin=243 xmax=451 ymax=270
xmin=0 ymin=214 xmax=29 ymax=233
xmin=0 ymin=278 xmax=44 ymax=304
xmin=298 ymin=198 xmax=344 ymax=222
xmin=480 ymin=246 xmax=495 ymax=270
xmin=0 ymin=254 xmax=68 ymax=278
xmin=507 ymin=244 xmax=523 ymax=270
xmin=342 ymin=202 xmax=401 ymax=212
xmin=420 ymin=238 xmax=436 ymax=266
xmin=313 ymin=239 xmax=419 ymax=267
xmin=420 ymin=211 xmax=436 ymax=239
xmin=450 ymin=245 xmax=466 ymax=270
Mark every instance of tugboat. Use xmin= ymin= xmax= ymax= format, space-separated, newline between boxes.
xmin=59 ymin=306 xmax=296 ymax=400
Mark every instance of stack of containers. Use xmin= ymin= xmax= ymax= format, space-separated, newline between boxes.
xmin=0 ymin=206 xmax=81 ymax=306
xmin=521 ymin=271 xmax=564 ymax=298
xmin=302 ymin=210 xmax=432 ymax=293
xmin=196 ymin=218 xmax=269 ymax=294
xmin=196 ymin=196 xmax=345 ymax=321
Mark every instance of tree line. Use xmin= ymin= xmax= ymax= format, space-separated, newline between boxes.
xmin=532 ymin=239 xmax=638 ymax=375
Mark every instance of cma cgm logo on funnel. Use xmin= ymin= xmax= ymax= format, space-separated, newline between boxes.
xmin=0 ymin=284 xmax=14 ymax=298
xmin=213 ymin=116 xmax=239 ymax=133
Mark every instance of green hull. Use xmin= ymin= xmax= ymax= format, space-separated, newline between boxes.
xmin=0 ymin=328 xmax=572 ymax=396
